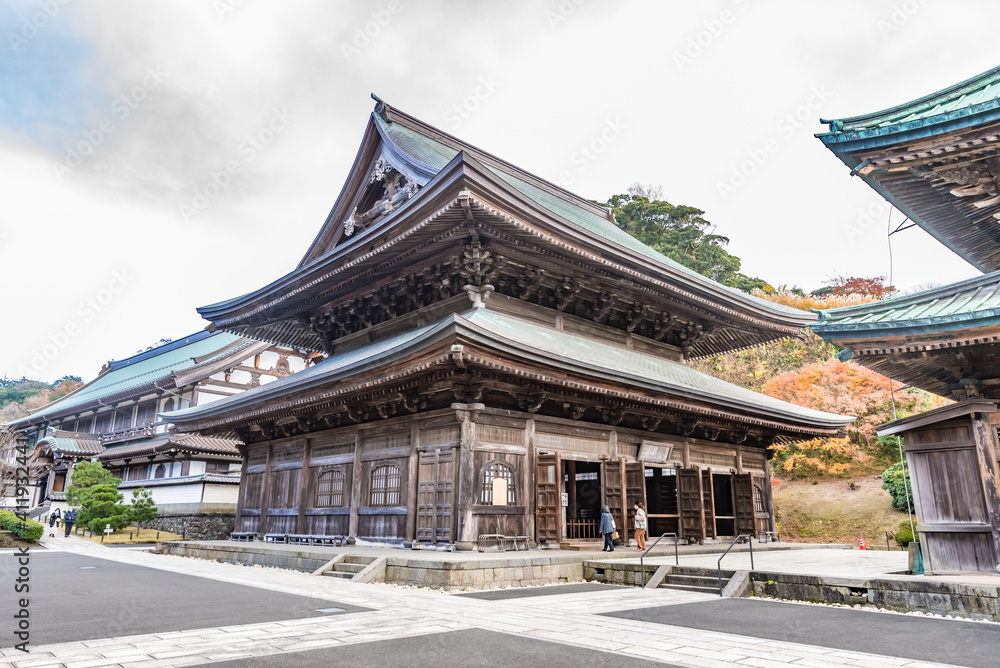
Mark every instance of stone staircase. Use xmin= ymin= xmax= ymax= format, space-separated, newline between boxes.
xmin=319 ymin=555 xmax=380 ymax=580
xmin=657 ymin=566 xmax=734 ymax=594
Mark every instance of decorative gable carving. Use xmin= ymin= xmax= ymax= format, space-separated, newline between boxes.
xmin=340 ymin=155 xmax=420 ymax=241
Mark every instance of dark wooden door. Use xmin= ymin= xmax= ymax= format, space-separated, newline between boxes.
xmin=416 ymin=448 xmax=454 ymax=544
xmin=604 ymin=459 xmax=624 ymax=535
xmin=752 ymin=476 xmax=772 ymax=536
xmin=535 ymin=453 xmax=560 ymax=543
xmin=625 ymin=461 xmax=646 ymax=533
xmin=734 ymin=473 xmax=756 ymax=537
xmin=678 ymin=467 xmax=703 ymax=541
xmin=701 ymin=469 xmax=716 ymax=539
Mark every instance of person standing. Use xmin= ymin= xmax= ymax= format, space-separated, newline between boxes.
xmin=634 ymin=502 xmax=647 ymax=551
xmin=63 ymin=507 xmax=78 ymax=537
xmin=599 ymin=505 xmax=616 ymax=552
xmin=48 ymin=508 xmax=61 ymax=537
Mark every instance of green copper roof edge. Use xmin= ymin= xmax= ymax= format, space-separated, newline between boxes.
xmin=814 ymin=270 xmax=1000 ymax=320
xmin=816 ymin=103 xmax=1000 ymax=147
xmin=819 ymin=65 xmax=1000 ymax=130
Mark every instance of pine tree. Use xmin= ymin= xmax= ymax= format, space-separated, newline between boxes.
xmin=128 ymin=486 xmax=158 ymax=537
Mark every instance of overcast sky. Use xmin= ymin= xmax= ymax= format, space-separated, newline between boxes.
xmin=2 ymin=0 xmax=996 ymax=383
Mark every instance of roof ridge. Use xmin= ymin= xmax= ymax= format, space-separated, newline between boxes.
xmin=375 ymin=99 xmax=616 ymax=223
xmin=820 ymin=64 xmax=1000 ymax=131
xmin=817 ymin=270 xmax=1000 ymax=319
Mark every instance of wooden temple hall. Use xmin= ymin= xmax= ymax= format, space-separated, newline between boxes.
xmin=165 ymin=98 xmax=851 ymax=549
xmin=815 ymin=65 xmax=1000 ymax=573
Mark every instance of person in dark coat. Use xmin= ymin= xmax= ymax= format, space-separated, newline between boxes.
xmin=48 ymin=508 xmax=60 ymax=527
xmin=63 ymin=507 xmax=78 ymax=537
xmin=599 ymin=505 xmax=616 ymax=552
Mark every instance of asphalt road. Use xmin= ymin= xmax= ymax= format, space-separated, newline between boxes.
xmin=605 ymin=598 xmax=1000 ymax=668
xmin=0 ymin=551 xmax=367 ymax=647
xmin=200 ymin=628 xmax=676 ymax=667
xmin=457 ymin=582 xmax=626 ymax=600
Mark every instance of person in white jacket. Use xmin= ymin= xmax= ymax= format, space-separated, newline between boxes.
xmin=633 ymin=502 xmax=647 ymax=551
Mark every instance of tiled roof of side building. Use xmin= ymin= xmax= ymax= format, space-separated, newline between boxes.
xmin=6 ymin=331 xmax=251 ymax=428
xmin=97 ymin=434 xmax=241 ymax=461
xmin=813 ymin=271 xmax=1000 ymax=336
xmin=36 ymin=430 xmax=104 ymax=456
xmin=166 ymin=309 xmax=853 ymax=432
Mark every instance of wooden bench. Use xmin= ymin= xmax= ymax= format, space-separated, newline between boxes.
xmin=263 ymin=533 xmax=288 ymax=544
xmin=313 ymin=535 xmax=345 ymax=547
xmin=229 ymin=532 xmax=256 ymax=542
xmin=286 ymin=534 xmax=312 ymax=545
xmin=286 ymin=534 xmax=345 ymax=547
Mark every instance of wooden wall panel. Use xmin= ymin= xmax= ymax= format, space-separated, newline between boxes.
xmin=306 ymin=514 xmax=349 ymax=536
xmin=358 ymin=514 xmax=406 ymax=539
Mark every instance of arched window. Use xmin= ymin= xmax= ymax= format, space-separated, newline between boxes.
xmin=754 ymin=483 xmax=765 ymax=514
xmin=154 ymin=464 xmax=166 ymax=479
xmin=162 ymin=398 xmax=174 ymax=414
xmin=369 ymin=464 xmax=401 ymax=507
xmin=315 ymin=469 xmax=345 ymax=507
xmin=480 ymin=461 xmax=515 ymax=505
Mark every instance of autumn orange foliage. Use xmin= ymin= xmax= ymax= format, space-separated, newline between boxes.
xmin=763 ymin=359 xmax=948 ymax=477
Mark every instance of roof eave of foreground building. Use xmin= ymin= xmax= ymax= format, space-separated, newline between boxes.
xmin=165 ymin=310 xmax=853 ymax=434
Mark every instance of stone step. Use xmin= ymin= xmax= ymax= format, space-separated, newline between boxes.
xmin=670 ymin=566 xmax=736 ymax=578
xmin=658 ymin=582 xmax=722 ymax=594
xmin=661 ymin=574 xmax=725 ymax=588
xmin=321 ymin=570 xmax=355 ymax=579
xmin=332 ymin=562 xmax=368 ymax=574
xmin=342 ymin=555 xmax=378 ymax=565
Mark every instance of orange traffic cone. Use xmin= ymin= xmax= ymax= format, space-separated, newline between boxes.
xmin=859 ymin=535 xmax=867 ymax=550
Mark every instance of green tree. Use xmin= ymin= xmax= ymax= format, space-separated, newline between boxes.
xmin=128 ymin=486 xmax=158 ymax=536
xmin=603 ymin=189 xmax=772 ymax=293
xmin=65 ymin=461 xmax=120 ymax=507
xmin=83 ymin=483 xmax=131 ymax=533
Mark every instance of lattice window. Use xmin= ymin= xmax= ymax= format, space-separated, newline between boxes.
xmin=315 ymin=468 xmax=345 ymax=507
xmin=369 ymin=464 xmax=401 ymax=507
xmin=480 ymin=461 xmax=515 ymax=504
xmin=154 ymin=464 xmax=166 ymax=479
xmin=754 ymin=484 xmax=765 ymax=514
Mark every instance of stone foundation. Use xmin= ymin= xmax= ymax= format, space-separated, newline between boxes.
xmin=139 ymin=513 xmax=235 ymax=541
xmin=751 ymin=571 xmax=1000 ymax=622
xmin=384 ymin=556 xmax=584 ymax=590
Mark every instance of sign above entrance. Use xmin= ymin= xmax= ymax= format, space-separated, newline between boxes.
xmin=639 ymin=440 xmax=674 ymax=465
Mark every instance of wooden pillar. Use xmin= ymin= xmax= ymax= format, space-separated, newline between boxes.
xmin=455 ymin=406 xmax=477 ymax=550
xmin=619 ymin=456 xmax=628 ymax=537
xmin=696 ymin=467 xmax=706 ymax=542
xmin=404 ymin=420 xmax=420 ymax=548
xmin=234 ymin=446 xmax=249 ymax=532
xmin=297 ymin=438 xmax=312 ymax=535
xmin=525 ymin=418 xmax=535 ymax=545
xmin=682 ymin=441 xmax=691 ymax=468
xmin=347 ymin=431 xmax=363 ymax=545
xmin=566 ymin=460 xmax=577 ymax=520
xmin=735 ymin=445 xmax=744 ymax=474
xmin=259 ymin=442 xmax=274 ymax=536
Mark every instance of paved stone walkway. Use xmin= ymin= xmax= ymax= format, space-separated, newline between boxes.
xmin=0 ymin=532 xmax=967 ymax=667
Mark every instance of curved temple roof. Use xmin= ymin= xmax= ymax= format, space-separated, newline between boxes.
xmin=196 ymin=98 xmax=816 ymax=357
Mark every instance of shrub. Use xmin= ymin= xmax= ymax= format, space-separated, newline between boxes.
xmin=0 ymin=510 xmax=44 ymax=542
xmin=881 ymin=461 xmax=914 ymax=511
xmin=895 ymin=519 xmax=918 ymax=546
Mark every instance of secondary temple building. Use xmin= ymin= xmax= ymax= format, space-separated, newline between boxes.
xmin=165 ymin=98 xmax=851 ymax=549
xmin=9 ymin=332 xmax=308 ymax=537
xmin=815 ymin=65 xmax=1000 ymax=573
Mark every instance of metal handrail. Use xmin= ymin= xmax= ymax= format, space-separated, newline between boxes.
xmin=885 ymin=530 xmax=896 ymax=551
xmin=717 ymin=534 xmax=754 ymax=596
xmin=639 ymin=532 xmax=678 ymax=587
